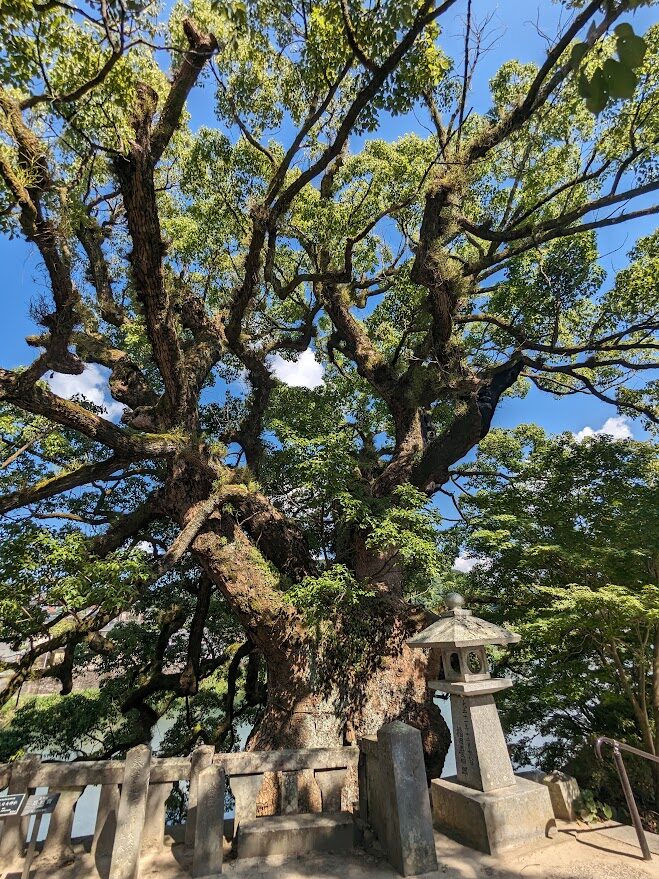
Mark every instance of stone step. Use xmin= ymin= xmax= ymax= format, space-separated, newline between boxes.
xmin=234 ymin=811 xmax=355 ymax=859
xmin=596 ymin=822 xmax=659 ymax=855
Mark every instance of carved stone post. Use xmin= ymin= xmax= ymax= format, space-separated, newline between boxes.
xmin=358 ymin=724 xmax=437 ymax=877
xmin=93 ymin=783 xmax=120 ymax=859
xmin=185 ymin=745 xmax=215 ymax=849
xmin=314 ymin=768 xmax=346 ymax=813
xmin=192 ymin=765 xmax=225 ymax=878
xmin=141 ymin=782 xmax=173 ymax=852
xmin=109 ymin=745 xmax=151 ymax=879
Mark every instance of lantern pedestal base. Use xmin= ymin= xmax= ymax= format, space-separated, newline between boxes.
xmin=430 ymin=775 xmax=555 ymax=855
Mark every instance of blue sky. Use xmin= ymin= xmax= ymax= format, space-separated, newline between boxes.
xmin=1 ymin=0 xmax=657 ymax=443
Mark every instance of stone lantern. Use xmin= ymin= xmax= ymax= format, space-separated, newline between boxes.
xmin=408 ymin=593 xmax=554 ymax=854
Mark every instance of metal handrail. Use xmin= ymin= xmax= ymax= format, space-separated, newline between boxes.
xmin=595 ymin=736 xmax=659 ymax=861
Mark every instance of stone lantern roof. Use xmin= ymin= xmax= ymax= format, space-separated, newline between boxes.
xmin=407 ymin=592 xmax=520 ymax=649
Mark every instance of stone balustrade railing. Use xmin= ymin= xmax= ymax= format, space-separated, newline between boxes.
xmin=0 ymin=744 xmax=359 ymax=877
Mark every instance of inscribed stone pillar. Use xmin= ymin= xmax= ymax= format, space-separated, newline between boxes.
xmin=185 ymin=745 xmax=215 ymax=849
xmin=451 ymin=693 xmax=516 ymax=792
xmin=192 ymin=765 xmax=225 ymax=878
xmin=109 ymin=744 xmax=151 ymax=879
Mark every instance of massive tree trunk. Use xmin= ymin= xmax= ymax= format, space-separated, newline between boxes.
xmin=184 ymin=484 xmax=451 ymax=774
xmin=249 ymin=605 xmax=449 ymax=779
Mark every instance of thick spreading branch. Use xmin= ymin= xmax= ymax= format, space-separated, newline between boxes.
xmin=76 ymin=220 xmax=126 ymax=327
xmin=467 ymin=0 xmax=621 ymax=163
xmin=0 ymin=454 xmax=128 ymax=515
xmin=0 ymin=89 xmax=81 ymax=378
xmin=151 ymin=19 xmax=218 ymax=163
xmin=90 ymin=493 xmax=165 ymax=556
xmin=411 ymin=359 xmax=524 ymax=492
xmin=0 ymin=370 xmax=181 ymax=458
xmin=0 ymin=609 xmax=117 ymax=710
xmin=111 ymin=20 xmax=216 ymax=424
xmin=113 ymin=89 xmax=189 ymax=420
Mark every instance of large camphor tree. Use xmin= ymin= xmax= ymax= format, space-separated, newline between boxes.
xmin=0 ymin=0 xmax=658 ymax=768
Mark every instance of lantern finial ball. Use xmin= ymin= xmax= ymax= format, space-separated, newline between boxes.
xmin=445 ymin=592 xmax=465 ymax=610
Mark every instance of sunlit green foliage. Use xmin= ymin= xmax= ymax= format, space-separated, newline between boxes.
xmin=450 ymin=430 xmax=659 ymax=810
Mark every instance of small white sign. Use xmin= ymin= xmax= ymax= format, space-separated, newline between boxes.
xmin=22 ymin=793 xmax=60 ymax=816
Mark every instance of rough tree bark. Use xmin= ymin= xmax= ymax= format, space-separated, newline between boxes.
xmin=247 ymin=603 xmax=448 ymax=778
xmin=169 ymin=464 xmax=451 ymax=774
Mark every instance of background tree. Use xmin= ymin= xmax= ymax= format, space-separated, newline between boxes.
xmin=0 ymin=0 xmax=658 ymax=769
xmin=449 ymin=430 xmax=659 ymax=817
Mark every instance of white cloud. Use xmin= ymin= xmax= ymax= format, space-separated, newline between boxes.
xmin=452 ymin=553 xmax=480 ymax=573
xmin=452 ymin=553 xmax=493 ymax=573
xmin=268 ymin=348 xmax=324 ymax=389
xmin=47 ymin=364 xmax=125 ymax=420
xmin=573 ymin=416 xmax=632 ymax=443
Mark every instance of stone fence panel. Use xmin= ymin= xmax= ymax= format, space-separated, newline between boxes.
xmin=0 ymin=743 xmax=359 ymax=876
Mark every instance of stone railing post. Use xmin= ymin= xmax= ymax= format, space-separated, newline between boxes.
xmin=358 ymin=736 xmax=384 ymax=840
xmin=192 ymin=765 xmax=225 ymax=878
xmin=280 ymin=770 xmax=299 ymax=815
xmin=185 ymin=745 xmax=215 ymax=849
xmin=314 ymin=768 xmax=346 ymax=813
xmin=109 ymin=745 xmax=151 ymax=879
xmin=359 ymin=723 xmax=437 ymax=877
xmin=0 ymin=753 xmax=41 ymax=864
